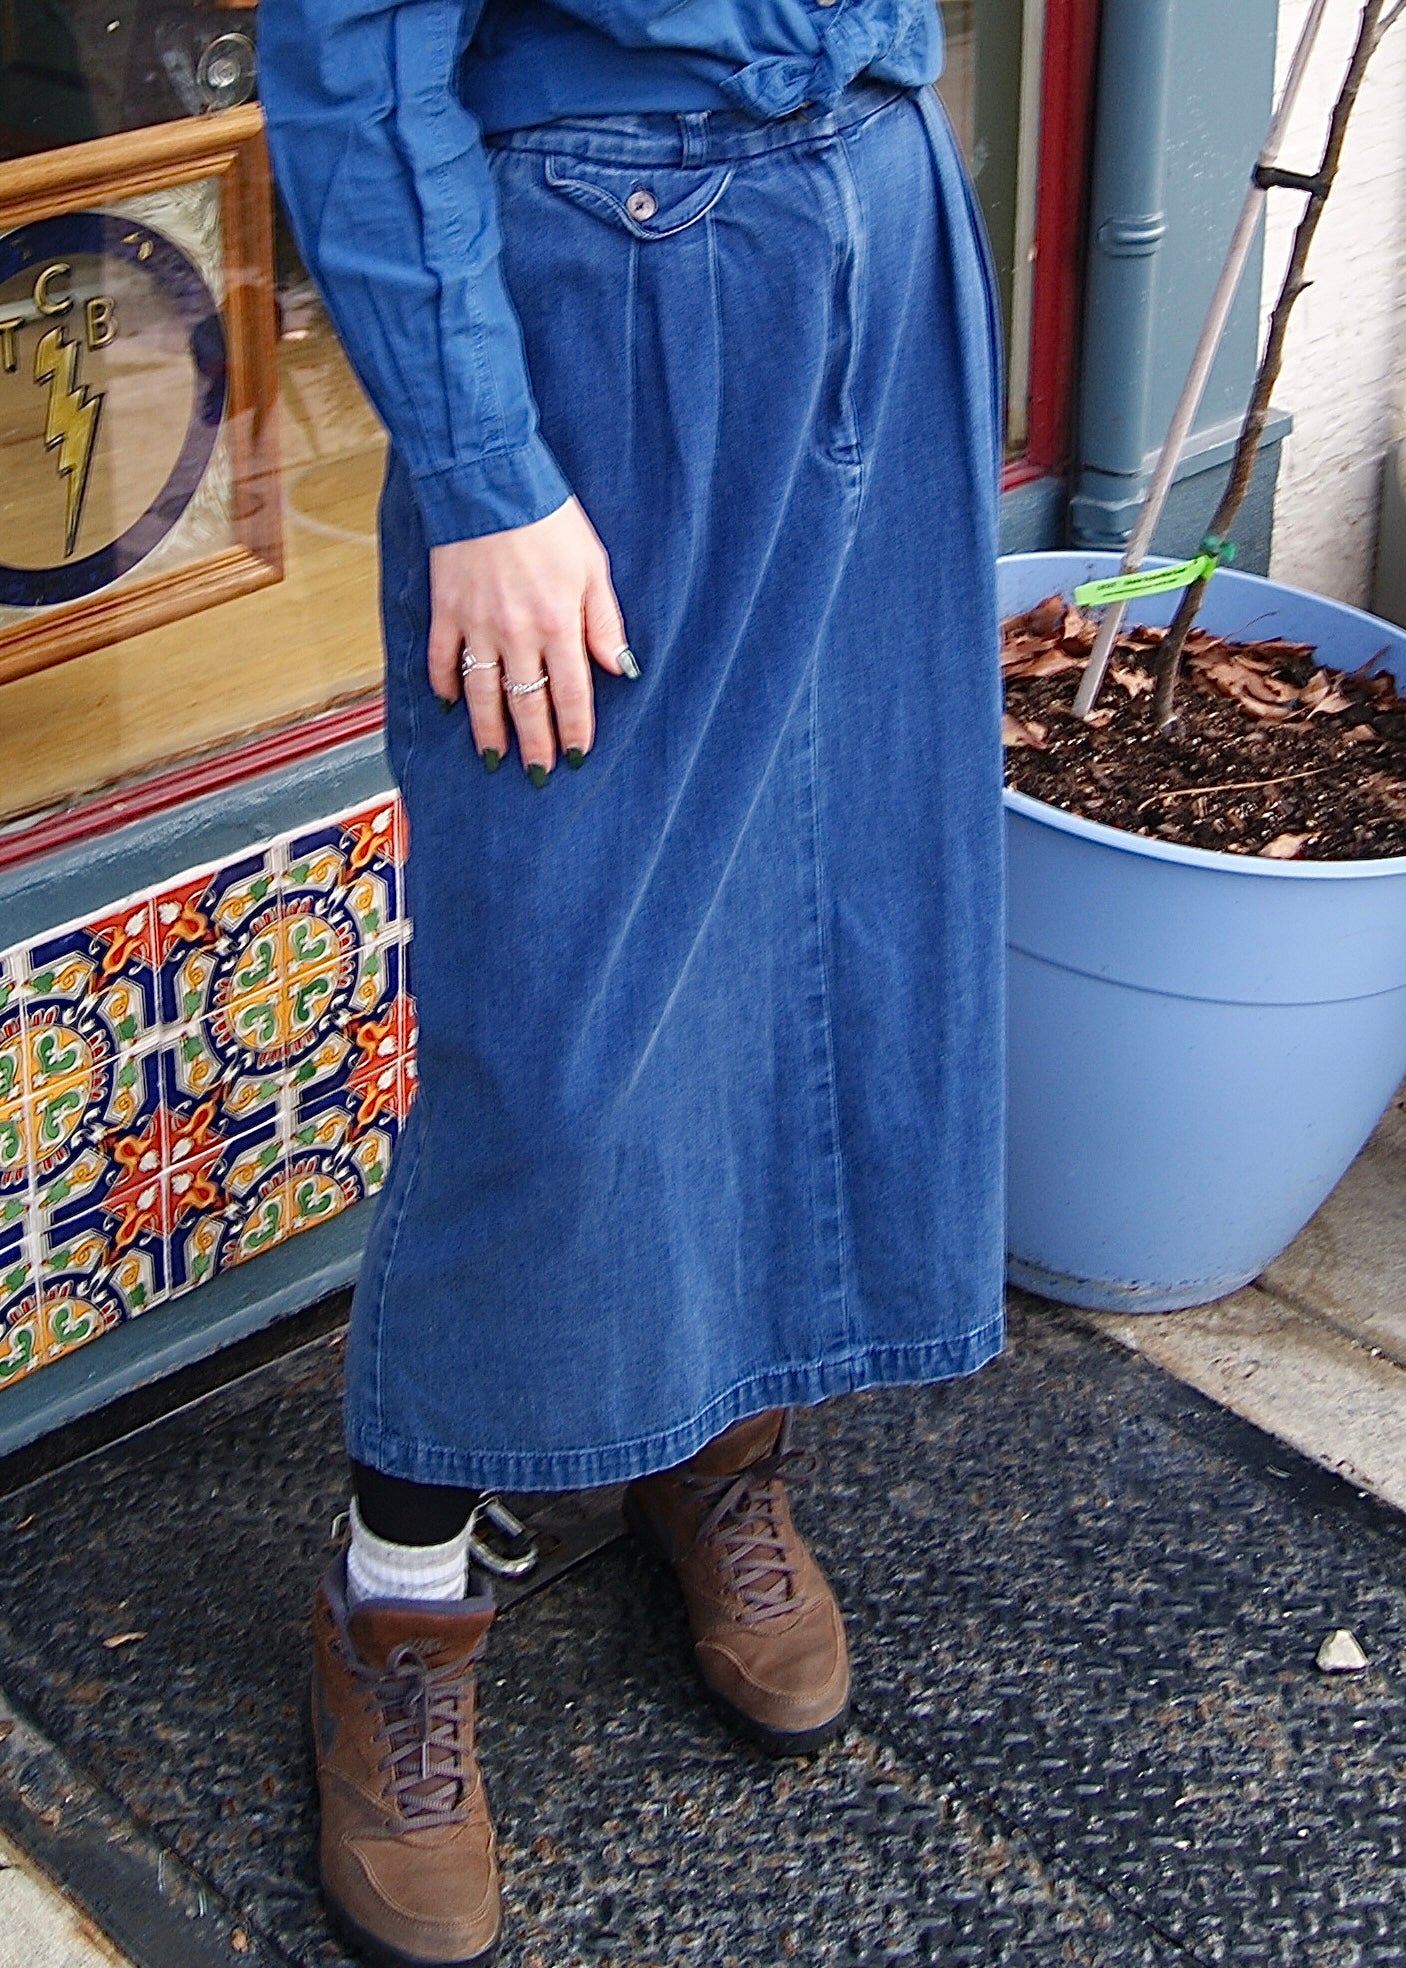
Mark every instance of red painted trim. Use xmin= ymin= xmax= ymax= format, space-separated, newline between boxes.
xmin=1024 ymin=0 xmax=1101 ymax=475
xmin=0 ymin=695 xmax=386 ymax=877
xmin=1001 ymin=456 xmax=1050 ymax=493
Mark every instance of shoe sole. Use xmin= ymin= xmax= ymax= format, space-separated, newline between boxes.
xmin=622 ymin=1491 xmax=850 ymax=1758
xmin=324 ymin=1884 xmax=499 ymax=1968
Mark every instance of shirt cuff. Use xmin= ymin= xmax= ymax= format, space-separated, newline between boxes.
xmin=410 ymin=435 xmax=573 ymax=546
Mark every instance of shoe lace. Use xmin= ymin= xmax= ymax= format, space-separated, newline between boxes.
xmin=353 ymin=1644 xmax=481 ymax=1826
xmin=688 ymin=1445 xmax=820 ymax=1628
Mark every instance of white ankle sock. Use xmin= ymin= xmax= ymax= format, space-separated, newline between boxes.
xmin=346 ymin=1500 xmax=471 ymax=1608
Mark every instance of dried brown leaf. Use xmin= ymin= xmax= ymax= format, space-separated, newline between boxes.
xmin=1249 ymin=639 xmax=1316 ymax=666
xmin=1229 ymin=669 xmax=1301 ymax=706
xmin=1307 ymin=687 xmax=1353 ymax=717
xmin=1002 ymin=712 xmax=1048 ymax=750
xmin=1260 ymin=833 xmax=1314 ymax=860
xmin=1110 ymin=666 xmax=1155 ymax=698
xmin=1022 ymin=596 xmax=1065 ymax=638
xmin=1019 ymin=649 xmax=1085 ymax=680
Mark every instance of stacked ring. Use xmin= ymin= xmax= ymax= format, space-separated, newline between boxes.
xmin=460 ymin=649 xmax=499 ymax=676
xmin=503 ymin=673 xmax=550 ymax=698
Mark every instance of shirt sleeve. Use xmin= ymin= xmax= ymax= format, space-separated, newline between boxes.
xmin=258 ymin=0 xmax=573 ymax=544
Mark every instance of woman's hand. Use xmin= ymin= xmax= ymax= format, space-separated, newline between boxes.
xmin=427 ymin=497 xmax=636 ymax=781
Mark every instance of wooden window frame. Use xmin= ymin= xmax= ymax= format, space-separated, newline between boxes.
xmin=0 ymin=105 xmax=281 ymax=686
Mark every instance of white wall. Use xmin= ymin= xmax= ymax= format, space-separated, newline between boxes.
xmin=1264 ymin=0 xmax=1406 ymax=607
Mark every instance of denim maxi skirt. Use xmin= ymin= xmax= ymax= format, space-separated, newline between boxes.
xmin=346 ymin=82 xmax=1006 ymax=1491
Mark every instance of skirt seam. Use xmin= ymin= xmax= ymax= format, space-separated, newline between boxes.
xmin=807 ymin=659 xmax=856 ymax=1366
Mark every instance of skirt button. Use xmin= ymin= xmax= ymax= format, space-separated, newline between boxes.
xmin=626 ymin=188 xmax=659 ymax=222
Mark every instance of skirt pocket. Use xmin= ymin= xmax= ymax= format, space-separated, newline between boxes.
xmin=543 ymin=154 xmax=734 ymax=240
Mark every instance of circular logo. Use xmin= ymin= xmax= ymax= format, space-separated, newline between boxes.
xmin=0 ymin=212 xmax=226 ymax=606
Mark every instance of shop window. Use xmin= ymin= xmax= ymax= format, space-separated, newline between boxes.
xmin=0 ymin=0 xmax=1090 ymax=847
xmin=937 ymin=0 xmax=1047 ymax=455
xmin=0 ymin=0 xmax=385 ymax=833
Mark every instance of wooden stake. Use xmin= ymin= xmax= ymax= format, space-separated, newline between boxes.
xmin=1152 ymin=0 xmax=1396 ymax=732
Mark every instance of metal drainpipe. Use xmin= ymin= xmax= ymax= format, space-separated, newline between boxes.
xmin=1068 ymin=0 xmax=1178 ymax=548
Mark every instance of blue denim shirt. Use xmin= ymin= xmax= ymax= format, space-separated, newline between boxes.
xmin=259 ymin=0 xmax=945 ymax=544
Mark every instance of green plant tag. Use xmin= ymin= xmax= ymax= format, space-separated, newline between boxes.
xmin=1073 ymin=553 xmax=1219 ymax=609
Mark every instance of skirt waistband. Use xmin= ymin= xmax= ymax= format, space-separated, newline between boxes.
xmin=484 ymin=78 xmax=913 ymax=168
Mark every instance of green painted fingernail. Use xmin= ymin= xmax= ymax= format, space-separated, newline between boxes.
xmin=618 ymin=647 xmax=641 ymax=681
xmin=437 ymin=695 xmax=457 ymax=714
xmin=481 ymin=748 xmax=501 ymax=773
xmin=529 ymin=763 xmax=549 ymax=789
xmin=566 ymin=748 xmax=584 ymax=770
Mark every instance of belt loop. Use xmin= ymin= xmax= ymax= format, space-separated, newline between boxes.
xmin=678 ymin=112 xmax=709 ymax=167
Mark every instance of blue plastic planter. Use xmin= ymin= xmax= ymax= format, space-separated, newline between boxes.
xmin=1002 ymin=552 xmax=1406 ymax=1312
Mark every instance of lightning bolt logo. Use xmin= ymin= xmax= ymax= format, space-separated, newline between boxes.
xmin=34 ymin=325 xmax=103 ymax=559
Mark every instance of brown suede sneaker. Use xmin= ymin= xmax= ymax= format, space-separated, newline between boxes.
xmin=624 ymin=1409 xmax=850 ymax=1754
xmin=310 ymin=1555 xmax=500 ymax=1967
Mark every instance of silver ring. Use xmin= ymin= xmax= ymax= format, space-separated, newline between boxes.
xmin=503 ymin=671 xmax=550 ymax=698
xmin=459 ymin=648 xmax=499 ymax=676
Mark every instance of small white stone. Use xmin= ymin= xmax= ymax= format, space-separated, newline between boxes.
xmin=1315 ymin=1628 xmax=1369 ymax=1673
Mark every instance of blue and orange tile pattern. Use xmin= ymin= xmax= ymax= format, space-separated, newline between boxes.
xmin=0 ymin=798 xmax=414 ymax=1390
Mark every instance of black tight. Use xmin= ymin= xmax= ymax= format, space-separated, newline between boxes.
xmin=351 ymin=1461 xmax=481 ymax=1546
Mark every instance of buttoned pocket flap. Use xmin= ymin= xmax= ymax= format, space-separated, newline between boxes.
xmin=543 ymin=157 xmax=734 ymax=239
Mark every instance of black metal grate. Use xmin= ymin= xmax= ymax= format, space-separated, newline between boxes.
xmin=1 ymin=1298 xmax=1403 ymax=1965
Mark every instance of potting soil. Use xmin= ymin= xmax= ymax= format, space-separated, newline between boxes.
xmin=1003 ymin=595 xmax=1406 ymax=859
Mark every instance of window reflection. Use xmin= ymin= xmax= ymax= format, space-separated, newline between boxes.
xmin=937 ymin=0 xmax=1044 ymax=451
xmin=0 ymin=0 xmax=258 ymax=155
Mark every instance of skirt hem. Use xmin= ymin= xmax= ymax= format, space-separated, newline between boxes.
xmin=344 ymin=1318 xmax=1005 ymax=1491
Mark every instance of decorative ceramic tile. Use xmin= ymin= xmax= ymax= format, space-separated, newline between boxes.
xmin=0 ymin=1221 xmax=35 ymax=1388
xmin=0 ymin=1181 xmax=27 ymax=1243
xmin=212 ymin=1120 xmax=389 ymax=1272
xmin=225 ymin=1117 xmax=396 ymax=1270
xmin=0 ymin=1274 xmax=41 ymax=1390
xmin=156 ymin=848 xmax=285 ymax=1033
xmin=166 ymin=1117 xmax=284 ymax=1292
xmin=1 ymin=1229 xmax=154 ymax=1387
xmin=290 ymin=938 xmax=411 ymax=1131
xmin=0 ymin=996 xmax=27 ymax=1204
xmin=0 ymin=792 xmax=418 ymax=1393
xmin=40 ymin=1203 xmax=167 ymax=1312
xmin=286 ymin=797 xmax=404 ymax=946
xmin=17 ymin=998 xmax=160 ymax=1226
xmin=36 ymin=1047 xmax=162 ymax=1226
xmin=23 ymin=905 xmax=161 ymax=1049
xmin=162 ymin=1021 xmax=284 ymax=1132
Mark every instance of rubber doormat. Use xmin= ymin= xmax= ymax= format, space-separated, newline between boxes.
xmin=1 ymin=1300 xmax=1404 ymax=1967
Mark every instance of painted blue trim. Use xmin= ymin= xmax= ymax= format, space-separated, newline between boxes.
xmin=1071 ymin=0 xmax=1281 ymax=549
xmin=999 ymin=474 xmax=1065 ymax=555
xmin=1074 ymin=0 xmax=1178 ymax=488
